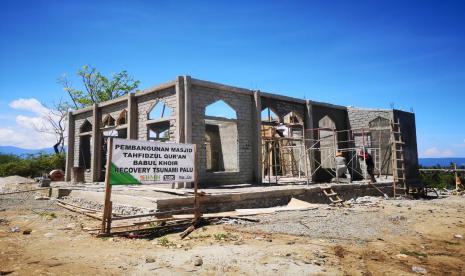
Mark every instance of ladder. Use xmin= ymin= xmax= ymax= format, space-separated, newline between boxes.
xmin=322 ymin=187 xmax=344 ymax=206
xmin=390 ymin=119 xmax=407 ymax=197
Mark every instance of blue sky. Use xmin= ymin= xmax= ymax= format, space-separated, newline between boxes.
xmin=0 ymin=0 xmax=464 ymax=156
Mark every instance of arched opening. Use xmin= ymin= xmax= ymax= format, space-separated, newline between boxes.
xmin=206 ymin=100 xmax=237 ymax=119
xmin=261 ymin=107 xmax=279 ymax=123
xmin=102 ymin=114 xmax=115 ymax=128
xmin=79 ymin=120 xmax=92 ymax=170
xmin=204 ymin=100 xmax=238 ymax=172
xmin=117 ymin=109 xmax=127 ymax=126
xmin=80 ymin=119 xmax=92 ymax=133
xmin=148 ymin=101 xmax=172 ymax=120
xmin=318 ymin=116 xmax=337 ymax=169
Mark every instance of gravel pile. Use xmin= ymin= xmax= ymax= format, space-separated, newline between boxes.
xmin=61 ymin=196 xmax=156 ymax=215
xmin=243 ymin=205 xmax=410 ymax=242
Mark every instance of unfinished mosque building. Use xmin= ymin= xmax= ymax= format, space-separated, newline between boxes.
xmin=65 ymin=76 xmax=420 ymax=189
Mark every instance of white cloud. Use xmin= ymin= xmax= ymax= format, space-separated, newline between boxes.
xmin=423 ymin=147 xmax=455 ymax=158
xmin=9 ymin=98 xmax=49 ymax=115
xmin=0 ymin=98 xmax=63 ymax=149
xmin=0 ymin=126 xmax=55 ymax=149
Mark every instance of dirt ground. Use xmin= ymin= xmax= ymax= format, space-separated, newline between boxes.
xmin=0 ymin=194 xmax=464 ymax=275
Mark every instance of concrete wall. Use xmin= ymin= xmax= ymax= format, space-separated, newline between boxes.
xmin=189 ymin=82 xmax=255 ymax=186
xmin=393 ymin=110 xmax=421 ymax=187
xmin=65 ymin=76 xmax=421 ymax=188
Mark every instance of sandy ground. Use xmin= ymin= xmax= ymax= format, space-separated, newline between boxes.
xmin=0 ymin=194 xmax=464 ymax=275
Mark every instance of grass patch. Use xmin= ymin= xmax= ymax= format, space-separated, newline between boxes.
xmin=39 ymin=212 xmax=57 ymax=219
xmin=157 ymin=236 xmax=175 ymax=247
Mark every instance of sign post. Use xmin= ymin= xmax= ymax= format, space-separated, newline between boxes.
xmin=100 ymin=138 xmax=197 ymax=235
xmin=101 ymin=137 xmax=113 ymax=234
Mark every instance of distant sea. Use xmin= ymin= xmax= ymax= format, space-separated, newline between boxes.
xmin=419 ymin=158 xmax=465 ymax=168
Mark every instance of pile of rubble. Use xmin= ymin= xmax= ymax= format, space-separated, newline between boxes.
xmin=345 ymin=196 xmax=384 ymax=207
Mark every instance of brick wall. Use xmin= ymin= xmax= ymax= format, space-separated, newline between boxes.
xmin=190 ymin=84 xmax=255 ymax=185
xmin=136 ymin=87 xmax=177 ymax=141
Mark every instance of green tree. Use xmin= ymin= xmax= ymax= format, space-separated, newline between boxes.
xmin=58 ymin=65 xmax=140 ymax=109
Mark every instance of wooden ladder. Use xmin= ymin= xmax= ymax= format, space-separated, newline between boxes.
xmin=390 ymin=119 xmax=407 ymax=197
xmin=322 ymin=187 xmax=344 ymax=206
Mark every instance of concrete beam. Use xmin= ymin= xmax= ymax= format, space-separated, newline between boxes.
xmin=175 ymin=76 xmax=185 ymax=143
xmin=127 ymin=92 xmax=137 ymax=139
xmin=253 ymin=91 xmax=262 ymax=184
xmin=91 ymin=103 xmax=100 ymax=182
xmin=184 ymin=76 xmax=192 ymax=143
xmin=65 ymin=111 xmax=75 ymax=181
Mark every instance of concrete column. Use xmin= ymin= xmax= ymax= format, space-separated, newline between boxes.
xmin=175 ymin=76 xmax=185 ymax=143
xmin=91 ymin=103 xmax=101 ymax=182
xmin=253 ymin=91 xmax=262 ymax=184
xmin=184 ymin=75 xmax=192 ymax=143
xmin=305 ymin=100 xmax=315 ymax=183
xmin=65 ymin=111 xmax=75 ymax=181
xmin=127 ymin=92 xmax=137 ymax=139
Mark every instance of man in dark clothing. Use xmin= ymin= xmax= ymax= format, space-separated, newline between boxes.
xmin=359 ymin=150 xmax=376 ymax=183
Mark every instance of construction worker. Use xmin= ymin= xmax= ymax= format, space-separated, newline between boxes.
xmin=275 ymin=123 xmax=289 ymax=137
xmin=335 ymin=151 xmax=351 ymax=183
xmin=358 ymin=150 xmax=376 ymax=183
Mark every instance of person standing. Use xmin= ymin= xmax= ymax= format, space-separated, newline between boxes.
xmin=335 ymin=151 xmax=352 ymax=183
xmin=359 ymin=150 xmax=376 ymax=183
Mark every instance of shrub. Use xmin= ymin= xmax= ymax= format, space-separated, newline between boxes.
xmin=0 ymin=153 xmax=65 ymax=177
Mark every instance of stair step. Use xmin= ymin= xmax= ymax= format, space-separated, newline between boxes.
xmin=325 ymin=192 xmax=337 ymax=197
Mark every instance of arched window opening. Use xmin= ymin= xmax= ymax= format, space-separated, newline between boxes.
xmin=205 ymin=100 xmax=237 ymax=119
xmin=261 ymin=107 xmax=279 ymax=123
xmin=102 ymin=115 xmax=115 ymax=128
xmin=80 ymin=119 xmax=92 ymax=133
xmin=148 ymin=101 xmax=172 ymax=120
xmin=117 ymin=109 xmax=127 ymax=126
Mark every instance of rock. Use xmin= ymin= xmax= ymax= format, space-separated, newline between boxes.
xmin=145 ymin=257 xmax=156 ymax=263
xmin=193 ymin=256 xmax=203 ymax=266
xmin=44 ymin=232 xmax=55 ymax=238
xmin=453 ymin=234 xmax=463 ymax=240
xmin=412 ymin=265 xmax=427 ymax=274
xmin=395 ymin=253 xmax=408 ymax=259
xmin=22 ymin=229 xmax=32 ymax=235
xmin=10 ymin=226 xmax=20 ymax=233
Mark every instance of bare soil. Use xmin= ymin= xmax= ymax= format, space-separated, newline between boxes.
xmin=0 ymin=195 xmax=464 ymax=275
